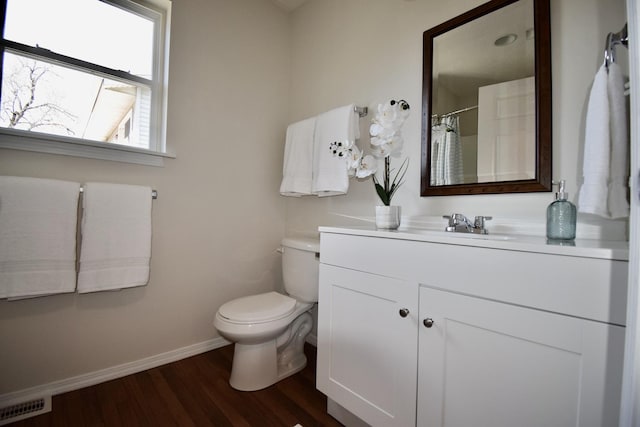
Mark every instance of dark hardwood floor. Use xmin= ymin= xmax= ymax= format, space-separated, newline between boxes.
xmin=9 ymin=343 xmax=343 ymax=427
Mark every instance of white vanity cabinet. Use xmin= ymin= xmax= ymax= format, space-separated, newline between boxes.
xmin=317 ymin=264 xmax=419 ymax=426
xmin=418 ymin=287 xmax=625 ymax=427
xmin=316 ymin=228 xmax=628 ymax=427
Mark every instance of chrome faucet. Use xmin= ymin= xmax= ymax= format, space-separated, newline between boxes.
xmin=443 ymin=213 xmax=492 ymax=234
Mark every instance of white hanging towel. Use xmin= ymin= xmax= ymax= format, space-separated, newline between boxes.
xmin=0 ymin=176 xmax=80 ymax=299
xmin=578 ymin=64 xmax=610 ymax=217
xmin=280 ymin=117 xmax=316 ymax=196
xmin=78 ymin=183 xmax=152 ymax=293
xmin=606 ymin=62 xmax=630 ymax=219
xmin=312 ymin=104 xmax=359 ymax=197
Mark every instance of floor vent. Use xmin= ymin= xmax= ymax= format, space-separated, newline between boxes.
xmin=0 ymin=396 xmax=51 ymax=426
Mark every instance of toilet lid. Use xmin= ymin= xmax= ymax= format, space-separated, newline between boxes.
xmin=218 ymin=291 xmax=297 ymax=323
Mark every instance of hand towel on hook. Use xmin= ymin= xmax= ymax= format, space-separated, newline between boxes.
xmin=578 ymin=63 xmax=630 ymax=218
xmin=606 ymin=62 xmax=629 ymax=219
xmin=77 ymin=182 xmax=152 ymax=293
xmin=578 ymin=65 xmax=610 ymax=217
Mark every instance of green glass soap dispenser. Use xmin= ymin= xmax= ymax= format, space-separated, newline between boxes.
xmin=546 ymin=180 xmax=577 ymax=240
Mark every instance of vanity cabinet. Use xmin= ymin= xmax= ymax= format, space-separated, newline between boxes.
xmin=317 ymin=264 xmax=419 ymax=426
xmin=418 ymin=287 xmax=625 ymax=427
xmin=316 ymin=229 xmax=628 ymax=427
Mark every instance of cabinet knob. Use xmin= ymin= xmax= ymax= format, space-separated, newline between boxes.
xmin=399 ymin=308 xmax=410 ymax=318
xmin=423 ymin=318 xmax=435 ymax=328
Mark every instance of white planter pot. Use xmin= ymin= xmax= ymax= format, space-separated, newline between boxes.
xmin=375 ymin=205 xmax=401 ymax=230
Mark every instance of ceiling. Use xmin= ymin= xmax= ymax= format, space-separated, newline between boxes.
xmin=270 ymin=0 xmax=309 ymax=12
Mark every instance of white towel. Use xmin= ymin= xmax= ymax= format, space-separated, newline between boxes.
xmin=578 ymin=65 xmax=610 ymax=217
xmin=606 ymin=62 xmax=630 ymax=219
xmin=280 ymin=117 xmax=316 ymax=197
xmin=0 ymin=176 xmax=80 ymax=299
xmin=312 ymin=104 xmax=359 ymax=197
xmin=77 ymin=183 xmax=152 ymax=293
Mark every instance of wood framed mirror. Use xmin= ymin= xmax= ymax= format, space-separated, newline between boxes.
xmin=421 ymin=0 xmax=551 ymax=196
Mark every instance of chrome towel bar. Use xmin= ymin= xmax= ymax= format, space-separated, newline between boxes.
xmin=79 ymin=186 xmax=157 ymax=199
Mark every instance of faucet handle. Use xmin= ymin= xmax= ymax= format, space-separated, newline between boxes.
xmin=474 ymin=216 xmax=492 ymax=231
xmin=442 ymin=214 xmax=457 ymax=231
xmin=443 ymin=214 xmax=465 ymax=226
xmin=444 ymin=213 xmax=467 ymax=222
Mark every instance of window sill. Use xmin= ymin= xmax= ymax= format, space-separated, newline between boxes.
xmin=0 ymin=128 xmax=175 ymax=167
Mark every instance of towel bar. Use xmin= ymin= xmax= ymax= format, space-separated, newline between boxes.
xmin=354 ymin=106 xmax=368 ymax=117
xmin=79 ymin=187 xmax=158 ymax=199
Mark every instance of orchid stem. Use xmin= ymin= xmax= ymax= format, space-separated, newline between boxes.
xmin=384 ymin=157 xmax=390 ymax=195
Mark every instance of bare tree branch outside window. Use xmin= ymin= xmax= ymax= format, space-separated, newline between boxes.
xmin=0 ymin=57 xmax=77 ymax=135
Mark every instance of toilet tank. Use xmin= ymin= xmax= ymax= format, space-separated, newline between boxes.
xmin=281 ymin=237 xmax=320 ymax=303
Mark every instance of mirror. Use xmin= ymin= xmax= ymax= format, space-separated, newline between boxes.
xmin=421 ymin=0 xmax=551 ymax=196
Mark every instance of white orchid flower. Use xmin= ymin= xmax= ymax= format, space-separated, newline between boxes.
xmin=371 ymin=129 xmax=396 ymax=146
xmin=376 ymin=102 xmax=398 ymax=128
xmin=371 ymin=143 xmax=392 ymax=158
xmin=346 ymin=145 xmax=362 ymax=170
xmin=370 ymin=136 xmax=385 ymax=147
xmin=386 ymin=134 xmax=404 ymax=154
xmin=378 ymin=99 xmax=410 ymax=128
xmin=369 ymin=123 xmax=384 ymax=137
xmin=355 ymin=154 xmax=377 ymax=178
xmin=371 ymin=134 xmax=403 ymax=158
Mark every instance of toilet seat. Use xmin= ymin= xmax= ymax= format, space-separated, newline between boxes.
xmin=218 ymin=291 xmax=296 ymax=324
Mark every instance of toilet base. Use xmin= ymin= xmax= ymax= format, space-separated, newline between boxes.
xmin=230 ymin=340 xmax=279 ymax=391
xmin=229 ymin=312 xmax=313 ymax=391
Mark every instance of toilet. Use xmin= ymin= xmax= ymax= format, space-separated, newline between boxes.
xmin=213 ymin=237 xmax=319 ymax=391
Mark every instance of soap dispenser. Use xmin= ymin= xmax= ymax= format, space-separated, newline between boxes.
xmin=546 ymin=180 xmax=577 ymax=240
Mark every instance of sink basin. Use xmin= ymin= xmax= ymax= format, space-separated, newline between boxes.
xmin=396 ymin=228 xmax=514 ymax=241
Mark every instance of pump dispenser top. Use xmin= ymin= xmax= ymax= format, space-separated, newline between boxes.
xmin=546 ymin=180 xmax=576 ymax=240
xmin=555 ymin=180 xmax=568 ymax=200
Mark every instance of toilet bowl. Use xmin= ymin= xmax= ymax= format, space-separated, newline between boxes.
xmin=213 ymin=237 xmax=319 ymax=391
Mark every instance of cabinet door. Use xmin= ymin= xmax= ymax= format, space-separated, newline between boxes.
xmin=317 ymin=264 xmax=418 ymax=427
xmin=418 ymin=287 xmax=625 ymax=427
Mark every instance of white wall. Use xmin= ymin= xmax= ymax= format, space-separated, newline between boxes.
xmin=285 ymin=0 xmax=629 ymax=240
xmin=0 ymin=0 xmax=290 ymax=394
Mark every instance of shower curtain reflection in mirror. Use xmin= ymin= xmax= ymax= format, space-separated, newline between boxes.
xmin=430 ymin=115 xmax=464 ymax=185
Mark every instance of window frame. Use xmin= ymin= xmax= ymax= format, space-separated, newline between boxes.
xmin=0 ymin=0 xmax=173 ymax=166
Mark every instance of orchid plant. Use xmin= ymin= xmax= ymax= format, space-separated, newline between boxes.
xmin=328 ymin=99 xmax=409 ymax=206
xmin=369 ymin=99 xmax=410 ymax=206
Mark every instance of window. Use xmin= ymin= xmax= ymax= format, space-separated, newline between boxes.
xmin=0 ymin=0 xmax=172 ymax=165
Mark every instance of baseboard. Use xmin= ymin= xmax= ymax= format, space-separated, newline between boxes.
xmin=0 ymin=337 xmax=230 ymax=407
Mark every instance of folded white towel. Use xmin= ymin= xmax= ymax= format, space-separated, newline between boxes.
xmin=578 ymin=65 xmax=610 ymax=217
xmin=77 ymin=183 xmax=152 ymax=293
xmin=280 ymin=117 xmax=316 ymax=197
xmin=606 ymin=62 xmax=630 ymax=219
xmin=312 ymin=104 xmax=359 ymax=197
xmin=0 ymin=176 xmax=80 ymax=299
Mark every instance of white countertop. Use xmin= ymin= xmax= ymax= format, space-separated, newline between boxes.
xmin=318 ymin=225 xmax=629 ymax=261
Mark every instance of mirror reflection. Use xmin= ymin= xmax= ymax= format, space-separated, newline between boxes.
xmin=431 ymin=0 xmax=534 ymax=185
xmin=421 ymin=0 xmax=551 ymax=196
